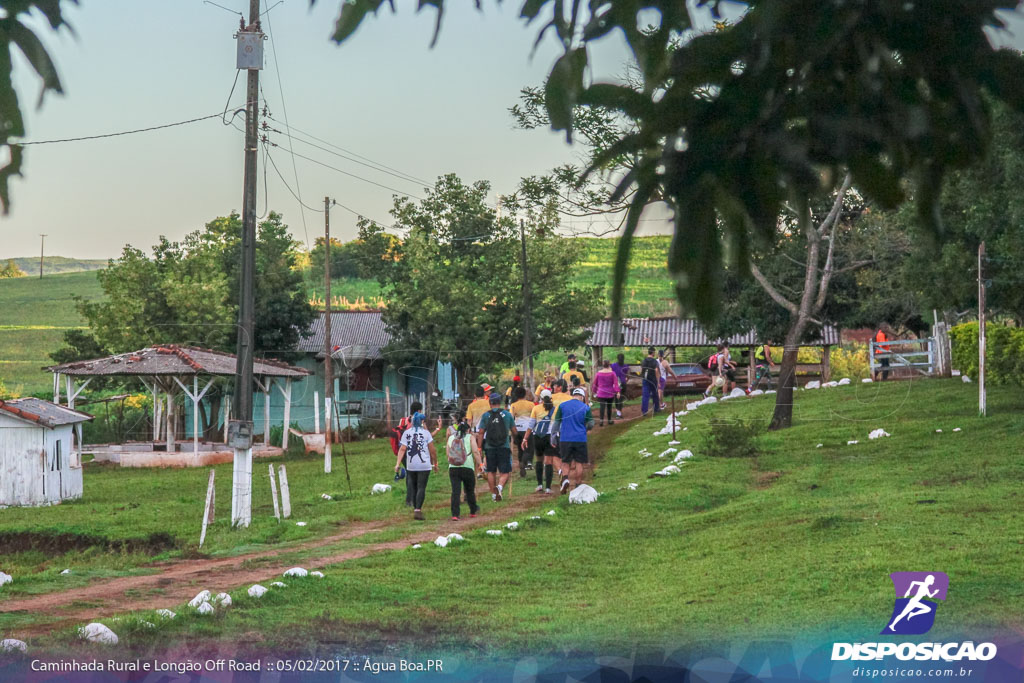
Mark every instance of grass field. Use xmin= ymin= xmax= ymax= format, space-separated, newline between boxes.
xmin=7 ymin=379 xmax=1021 ymax=655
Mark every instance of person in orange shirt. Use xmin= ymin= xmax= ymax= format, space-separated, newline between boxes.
xmin=874 ymin=324 xmax=892 ymax=381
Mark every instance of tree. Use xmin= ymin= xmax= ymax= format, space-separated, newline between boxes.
xmin=359 ymin=174 xmax=602 ymax=394
xmin=0 ymin=1 xmax=74 ymax=213
xmin=326 ymin=0 xmax=1024 ymax=326
xmin=0 ymin=259 xmax=26 ymax=278
xmin=310 ymin=237 xmax=363 ymax=279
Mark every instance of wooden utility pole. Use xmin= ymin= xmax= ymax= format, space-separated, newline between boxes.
xmin=519 ymin=219 xmax=533 ymax=386
xmin=323 ymin=196 xmax=333 ymax=473
xmin=229 ymin=0 xmax=262 ymax=528
xmin=978 ymin=241 xmax=986 ymax=417
xmin=38 ymin=234 xmax=46 ymax=279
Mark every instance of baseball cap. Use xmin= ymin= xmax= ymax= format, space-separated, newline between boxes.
xmin=576 ymin=360 xmax=585 ymax=367
xmin=513 ymin=375 xmax=521 ymax=382
xmin=540 ymin=389 xmax=552 ymax=398
xmin=488 ymin=393 xmax=502 ymax=404
xmin=572 ymin=388 xmax=586 ymax=397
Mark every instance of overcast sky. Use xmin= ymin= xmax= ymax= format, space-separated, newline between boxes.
xmin=2 ymin=1 xmax=1021 ymax=260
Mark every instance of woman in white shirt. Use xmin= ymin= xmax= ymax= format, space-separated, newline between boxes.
xmin=394 ymin=413 xmax=438 ymax=520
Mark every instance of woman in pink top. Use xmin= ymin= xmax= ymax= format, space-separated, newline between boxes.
xmin=592 ymin=359 xmax=621 ymax=426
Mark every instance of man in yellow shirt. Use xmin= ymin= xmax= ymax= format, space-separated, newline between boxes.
xmin=562 ymin=367 xmax=584 ymax=386
xmin=465 ymin=386 xmax=491 ymax=450
xmin=509 ymin=386 xmax=536 ymax=477
xmin=550 ymin=379 xmax=572 ymax=408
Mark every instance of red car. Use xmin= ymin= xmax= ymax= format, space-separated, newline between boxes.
xmin=624 ymin=362 xmax=712 ymax=397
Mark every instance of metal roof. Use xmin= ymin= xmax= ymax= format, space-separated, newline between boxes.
xmin=47 ymin=345 xmax=310 ymax=378
xmin=587 ymin=318 xmax=841 ymax=348
xmin=297 ymin=311 xmax=390 ymax=360
xmin=0 ymin=398 xmax=93 ymax=429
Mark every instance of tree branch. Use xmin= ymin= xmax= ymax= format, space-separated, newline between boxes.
xmin=814 ymin=172 xmax=853 ymax=311
xmin=751 ymin=262 xmax=799 ymax=315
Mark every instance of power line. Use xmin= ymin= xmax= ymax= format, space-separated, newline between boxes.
xmin=263 ymin=144 xmax=324 ymax=213
xmin=16 ymin=112 xmax=228 ymax=146
xmin=267 ymin=142 xmax=427 ymax=199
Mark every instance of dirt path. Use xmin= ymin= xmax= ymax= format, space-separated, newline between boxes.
xmin=2 ymin=418 xmax=639 ymax=639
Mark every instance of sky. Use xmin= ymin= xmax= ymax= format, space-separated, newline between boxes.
xmin=2 ymin=2 xmax=1022 ymax=261
xmin=0 ymin=0 xmax=669 ymax=260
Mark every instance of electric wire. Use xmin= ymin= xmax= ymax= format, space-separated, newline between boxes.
xmin=16 ymin=113 xmax=228 ymax=145
xmin=267 ymin=142 xmax=427 ymax=199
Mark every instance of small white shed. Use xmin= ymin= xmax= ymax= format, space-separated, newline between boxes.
xmin=0 ymin=398 xmax=92 ymax=507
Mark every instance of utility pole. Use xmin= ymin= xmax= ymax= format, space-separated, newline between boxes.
xmin=978 ymin=241 xmax=986 ymax=417
xmin=38 ymin=234 xmax=46 ymax=279
xmin=519 ymin=219 xmax=533 ymax=388
xmin=323 ymin=196 xmax=333 ymax=474
xmin=229 ymin=0 xmax=263 ymax=528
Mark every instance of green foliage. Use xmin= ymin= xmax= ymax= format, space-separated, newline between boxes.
xmin=328 ymin=0 xmax=1024 ymax=323
xmin=310 ymin=237 xmax=368 ymax=279
xmin=702 ymin=419 xmax=762 ymax=458
xmin=950 ymin=322 xmax=1024 ymax=386
xmin=360 ymin=174 xmax=603 ymax=380
xmin=0 ymin=259 xmax=26 ymax=278
xmin=0 ymin=376 xmax=19 ymax=400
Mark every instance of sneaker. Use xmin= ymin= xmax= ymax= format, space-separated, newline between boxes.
xmin=544 ymin=487 xmax=551 ymax=494
xmin=496 ymin=485 xmax=503 ymax=502
xmin=609 ymin=420 xmax=615 ymax=425
xmin=534 ymin=485 xmax=544 ymax=493
xmin=616 ymin=410 xmax=622 ymax=418
xmin=451 ymin=516 xmax=459 ymax=521
xmin=413 ymin=510 xmax=425 ymax=521
xmin=491 ymin=493 xmax=497 ymax=502
xmin=470 ymin=513 xmax=478 ymax=518
xmin=560 ymin=479 xmax=570 ymax=494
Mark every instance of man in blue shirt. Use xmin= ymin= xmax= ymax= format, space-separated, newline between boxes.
xmin=551 ymin=388 xmax=595 ymax=494
xmin=476 ymin=393 xmax=517 ymax=502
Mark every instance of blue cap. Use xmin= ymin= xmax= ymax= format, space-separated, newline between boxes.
xmin=488 ymin=393 xmax=502 ymax=403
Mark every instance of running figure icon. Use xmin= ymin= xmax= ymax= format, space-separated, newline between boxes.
xmin=881 ymin=571 xmax=949 ymax=635
xmin=887 ymin=575 xmax=939 ymax=632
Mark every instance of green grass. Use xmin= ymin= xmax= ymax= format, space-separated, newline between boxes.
xmin=5 ymin=256 xmax=108 ymax=276
xmin=17 ymin=379 xmax=1023 ymax=656
xmin=0 ymin=270 xmax=101 ymax=327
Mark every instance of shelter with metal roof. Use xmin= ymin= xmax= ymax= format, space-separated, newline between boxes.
xmin=47 ymin=345 xmax=310 ymax=460
xmin=586 ymin=317 xmax=842 ymax=384
xmin=0 ymin=398 xmax=93 ymax=506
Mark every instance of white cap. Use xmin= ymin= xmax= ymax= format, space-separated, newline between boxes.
xmin=540 ymin=389 xmax=552 ymax=398
xmin=572 ymin=388 xmax=586 ymax=397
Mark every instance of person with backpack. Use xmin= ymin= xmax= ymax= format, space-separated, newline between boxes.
xmin=394 ymin=412 xmax=438 ymax=520
xmin=446 ymin=411 xmax=481 ymax=521
xmin=551 ymin=387 xmax=595 ymax=493
xmin=508 ymin=385 xmax=535 ymax=478
xmin=390 ymin=401 xmax=423 ymax=507
xmin=522 ymin=388 xmax=558 ymax=493
xmin=476 ymin=392 xmax=517 ymax=502
xmin=640 ymin=346 xmax=662 ymax=415
xmin=465 ymin=385 xmax=491 ymax=438
xmin=592 ymin=359 xmax=621 ymax=426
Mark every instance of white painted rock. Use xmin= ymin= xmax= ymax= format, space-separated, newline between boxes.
xmin=213 ymin=592 xmax=232 ymax=607
xmin=0 ymin=639 xmax=27 ymax=653
xmin=0 ymin=572 xmax=12 ymax=587
xmin=686 ymin=401 xmax=701 ymax=411
xmin=60 ymin=569 xmax=71 ymax=575
xmin=699 ymin=396 xmax=718 ymax=405
xmin=953 ymin=427 xmax=962 ymax=432
xmin=765 ymin=390 xmax=776 ymax=394
xmin=637 ymin=449 xmax=650 ymax=456
xmin=728 ymin=387 xmax=746 ymax=398
xmin=196 ymin=601 xmax=215 ymax=615
xmin=868 ymin=429 xmax=890 ymax=440
xmin=546 ymin=510 xmax=556 ymax=516
xmin=79 ymin=623 xmax=118 ymax=644
xmin=411 ymin=544 xmax=422 ymax=549
xmin=155 ymin=609 xmax=176 ymax=619
xmin=371 ymin=483 xmax=392 ymax=495
xmin=668 ymin=440 xmax=681 ymax=446
xmin=952 ymin=369 xmax=961 ymax=376
xmin=141 ymin=621 xmax=156 ymax=629
xmin=673 ymin=450 xmax=694 ymax=464
xmin=569 ymin=484 xmax=600 ymax=504
xmin=310 ymin=571 xmax=324 ymax=578
xmin=962 ymin=375 xmax=972 ymax=383
xmin=505 ymin=522 xmax=519 ymax=531
xmin=271 ymin=581 xmax=287 ymax=587
xmin=295 ymin=521 xmax=307 ymax=527
xmin=627 ymin=483 xmax=639 ymax=490
xmin=529 ymin=515 xmax=541 ymax=520
xmin=652 ymin=465 xmax=681 ymax=477
xmin=657 ymin=448 xmax=678 ymax=459
xmin=862 ymin=378 xmax=873 ymax=383
xmin=816 ymin=443 xmax=823 ymax=448
xmin=321 ymin=493 xmax=332 ymax=500
xmin=445 ymin=533 xmax=464 ymax=543
xmin=642 ymin=453 xmax=652 ymax=458
xmin=805 ymin=381 xmax=821 ymax=389
xmin=188 ymin=590 xmax=211 ymax=608
xmin=248 ymin=584 xmax=268 ymax=598
xmin=822 ymin=381 xmax=839 ymax=388
xmin=284 ymin=567 xmax=308 ymax=578
xmin=434 ymin=536 xmax=449 ymax=548
xmin=486 ymin=529 xmax=503 ymax=536
xmin=838 ymin=378 xmax=851 ymax=385
xmin=847 ymin=440 xmax=859 ymax=446
xmin=748 ymin=389 xmax=764 ymax=397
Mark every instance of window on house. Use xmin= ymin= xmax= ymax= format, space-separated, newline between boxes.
xmin=346 ymin=363 xmax=384 ymax=392
xmin=54 ymin=438 xmax=61 ymax=471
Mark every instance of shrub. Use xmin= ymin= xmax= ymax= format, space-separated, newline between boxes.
xmin=950 ymin=322 xmax=1024 ymax=385
xmin=702 ymin=419 xmax=762 ymax=458
xmin=830 ymin=344 xmax=870 ymax=379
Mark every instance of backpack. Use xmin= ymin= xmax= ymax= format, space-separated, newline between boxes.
xmin=390 ymin=416 xmax=411 ymax=455
xmin=483 ymin=409 xmax=509 ymax=449
xmin=447 ymin=434 xmax=470 ymax=466
xmin=533 ymin=406 xmax=556 ymax=437
xmin=708 ymin=353 xmax=718 ymax=369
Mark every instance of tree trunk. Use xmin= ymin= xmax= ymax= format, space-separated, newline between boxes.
xmin=769 ymin=317 xmax=809 ymax=431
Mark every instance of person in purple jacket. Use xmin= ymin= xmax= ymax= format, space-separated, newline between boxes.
xmin=592 ymin=359 xmax=621 ymax=426
xmin=609 ymin=353 xmax=630 ymax=419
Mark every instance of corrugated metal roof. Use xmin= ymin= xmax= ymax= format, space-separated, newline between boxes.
xmin=48 ymin=346 xmax=310 ymax=378
xmin=0 ymin=398 xmax=93 ymax=429
xmin=297 ymin=311 xmax=390 ymax=360
xmin=587 ymin=318 xmax=841 ymax=347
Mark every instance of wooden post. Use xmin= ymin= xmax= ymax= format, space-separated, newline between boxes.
xmin=263 ymin=380 xmax=271 ymax=446
xmin=324 ymin=397 xmax=333 ymax=473
xmin=278 ymin=464 xmax=291 ymax=518
xmin=268 ymin=464 xmax=281 ymax=521
xmin=193 ymin=376 xmax=200 ymax=455
xmin=384 ymin=386 xmax=392 ymax=429
xmin=314 ymin=390 xmax=320 ymax=434
xmin=671 ymin=395 xmax=676 ymax=440
xmin=199 ymin=469 xmax=215 ymax=547
xmin=154 ymin=387 xmax=163 ymax=443
xmin=979 ymin=241 xmax=987 ymax=417
xmin=166 ymin=391 xmax=174 ymax=452
xmin=280 ymin=378 xmax=292 ymax=451
xmin=821 ymin=345 xmax=832 ymax=382
xmin=222 ymin=395 xmax=230 ymax=444
xmin=53 ymin=372 xmax=59 ymax=404
xmin=748 ymin=346 xmax=756 ymax=388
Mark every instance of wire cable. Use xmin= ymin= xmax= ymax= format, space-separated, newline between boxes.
xmin=264 ymin=144 xmax=324 ymax=213
xmin=16 ymin=113 xmax=227 ymax=145
xmin=268 ymin=142 xmax=427 ymax=199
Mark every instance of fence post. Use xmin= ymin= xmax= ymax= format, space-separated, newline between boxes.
xmin=199 ymin=469 xmax=215 ymax=547
xmin=278 ymin=464 xmax=291 ymax=519
xmin=268 ymin=464 xmax=281 ymax=521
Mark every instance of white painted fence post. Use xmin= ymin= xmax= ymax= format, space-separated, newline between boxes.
xmin=314 ymin=390 xmax=320 ymax=434
xmin=324 ymin=397 xmax=333 ymax=474
xmin=281 ymin=378 xmax=292 ymax=451
xmin=278 ymin=464 xmax=291 ymax=519
xmin=268 ymin=464 xmax=281 ymax=521
xmin=200 ymin=469 xmax=215 ymax=547
xmin=263 ymin=380 xmax=272 ymax=446
xmin=222 ymin=396 xmax=230 ymax=444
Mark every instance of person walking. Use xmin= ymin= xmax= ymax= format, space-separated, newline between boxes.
xmin=874 ymin=324 xmax=892 ymax=381
xmin=551 ymin=387 xmax=595 ymax=493
xmin=610 ymin=353 xmax=629 ymax=418
xmin=753 ymin=342 xmax=776 ymax=390
xmin=522 ymin=389 xmax=558 ymax=494
xmin=559 ymin=353 xmax=577 ymax=376
xmin=550 ymin=378 xmax=572 ymax=408
xmin=535 ymin=370 xmax=555 ymax=398
xmin=657 ymin=349 xmax=676 ymax=402
xmin=476 ymin=393 xmax=517 ymax=502
xmin=640 ymin=347 xmax=662 ymax=415
xmin=592 ymin=359 xmax=621 ymax=426
xmin=465 ymin=385 xmax=491 ymax=431
xmin=509 ymin=385 xmax=535 ymax=477
xmin=390 ymin=401 xmax=423 ymax=507
xmin=394 ymin=412 xmax=438 ymax=520
xmin=562 ymin=362 xmax=584 ymax=387
xmin=446 ymin=412 xmax=480 ymax=521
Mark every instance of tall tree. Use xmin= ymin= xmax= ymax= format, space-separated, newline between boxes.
xmin=326 ymin=0 xmax=1024 ymax=326
xmin=0 ymin=259 xmax=26 ymax=278
xmin=359 ymin=174 xmax=602 ymax=393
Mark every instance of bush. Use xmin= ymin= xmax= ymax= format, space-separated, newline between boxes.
xmin=950 ymin=322 xmax=1024 ymax=385
xmin=702 ymin=419 xmax=762 ymax=458
xmin=830 ymin=344 xmax=870 ymax=380
xmin=269 ymin=422 xmax=302 ymax=448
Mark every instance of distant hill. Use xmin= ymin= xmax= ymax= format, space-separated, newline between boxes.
xmin=4 ymin=256 xmax=109 ymax=276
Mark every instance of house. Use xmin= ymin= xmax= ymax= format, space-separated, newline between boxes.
xmin=0 ymin=398 xmax=92 ymax=506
